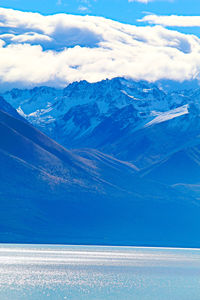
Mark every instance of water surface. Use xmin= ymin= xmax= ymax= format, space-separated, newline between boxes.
xmin=0 ymin=244 xmax=200 ymax=299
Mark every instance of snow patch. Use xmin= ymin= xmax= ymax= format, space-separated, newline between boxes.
xmin=144 ymin=105 xmax=189 ymax=127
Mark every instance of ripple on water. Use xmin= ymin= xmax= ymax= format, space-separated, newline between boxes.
xmin=0 ymin=245 xmax=200 ymax=300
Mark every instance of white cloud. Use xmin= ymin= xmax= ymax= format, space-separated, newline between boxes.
xmin=139 ymin=14 xmax=200 ymax=27
xmin=129 ymin=0 xmax=153 ymax=3
xmin=78 ymin=6 xmax=89 ymax=12
xmin=78 ymin=0 xmax=91 ymax=13
xmin=0 ymin=8 xmax=200 ymax=89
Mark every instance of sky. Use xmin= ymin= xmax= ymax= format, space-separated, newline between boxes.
xmin=0 ymin=1 xmax=200 ymax=90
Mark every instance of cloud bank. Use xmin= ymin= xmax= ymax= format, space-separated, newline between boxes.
xmin=0 ymin=7 xmax=200 ymax=89
xmin=140 ymin=14 xmax=200 ymax=27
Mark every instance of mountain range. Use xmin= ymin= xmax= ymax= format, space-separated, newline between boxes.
xmin=1 ymin=77 xmax=200 ymax=247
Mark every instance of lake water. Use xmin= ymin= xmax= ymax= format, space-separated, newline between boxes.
xmin=0 ymin=244 xmax=200 ymax=300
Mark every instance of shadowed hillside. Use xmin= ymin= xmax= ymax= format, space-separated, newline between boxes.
xmin=0 ymin=109 xmax=200 ymax=247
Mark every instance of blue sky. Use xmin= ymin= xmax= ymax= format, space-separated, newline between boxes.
xmin=0 ymin=0 xmax=199 ymax=23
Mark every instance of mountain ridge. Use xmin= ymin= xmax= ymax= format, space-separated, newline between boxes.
xmin=2 ymin=77 xmax=199 ymax=170
xmin=1 ymin=79 xmax=200 ymax=246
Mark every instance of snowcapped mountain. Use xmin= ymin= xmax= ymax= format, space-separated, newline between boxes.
xmin=2 ymin=86 xmax=63 ymax=113
xmin=1 ymin=78 xmax=171 ymax=135
xmin=2 ymin=77 xmax=200 ymax=173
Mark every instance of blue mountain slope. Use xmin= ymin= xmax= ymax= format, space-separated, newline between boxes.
xmin=141 ymin=146 xmax=200 ymax=185
xmin=0 ymin=95 xmax=23 ymax=120
xmin=0 ymin=109 xmax=200 ymax=247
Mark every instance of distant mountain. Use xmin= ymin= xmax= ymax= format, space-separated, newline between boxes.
xmin=0 ymin=108 xmax=200 ymax=247
xmin=1 ymin=78 xmax=171 ymax=138
xmin=2 ymin=79 xmax=200 ymax=247
xmin=2 ymin=77 xmax=200 ymax=172
xmin=156 ymin=78 xmax=200 ymax=92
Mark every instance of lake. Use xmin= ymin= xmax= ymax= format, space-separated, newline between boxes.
xmin=0 ymin=244 xmax=200 ymax=299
